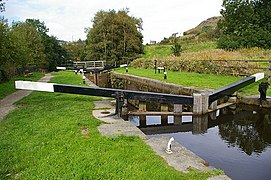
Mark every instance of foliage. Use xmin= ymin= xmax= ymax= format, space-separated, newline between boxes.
xmin=10 ymin=21 xmax=47 ymax=68
xmin=142 ymin=44 xmax=271 ymax=61
xmin=159 ymin=36 xmax=177 ymax=45
xmin=218 ymin=0 xmax=271 ymax=50
xmin=0 ymin=18 xmax=13 ymax=81
xmin=25 ymin=19 xmax=68 ymax=71
xmin=85 ymin=9 xmax=144 ymax=66
xmin=25 ymin=19 xmax=49 ymax=34
xmin=62 ymin=39 xmax=86 ymax=61
xmin=0 ymin=0 xmax=5 ymax=12
xmin=0 ymin=18 xmax=68 ymax=81
xmin=171 ymin=41 xmax=182 ymax=56
xmin=131 ymin=57 xmax=262 ymax=77
xmin=43 ymin=35 xmax=68 ymax=71
xmin=0 ymin=71 xmax=222 ymax=179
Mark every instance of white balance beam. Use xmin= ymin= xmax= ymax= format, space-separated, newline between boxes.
xmin=15 ymin=81 xmax=55 ymax=92
xmin=252 ymin=73 xmax=264 ymax=82
xmin=56 ymin=67 xmax=67 ymax=70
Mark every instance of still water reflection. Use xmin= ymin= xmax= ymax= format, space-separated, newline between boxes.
xmin=129 ymin=105 xmax=271 ymax=180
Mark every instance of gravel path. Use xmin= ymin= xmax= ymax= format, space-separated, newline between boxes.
xmin=0 ymin=74 xmax=53 ymax=121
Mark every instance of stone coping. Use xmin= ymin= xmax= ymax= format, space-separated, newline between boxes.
xmin=239 ymin=95 xmax=271 ymax=108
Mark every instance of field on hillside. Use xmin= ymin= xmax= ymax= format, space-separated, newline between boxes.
xmin=143 ymin=43 xmax=271 ymax=60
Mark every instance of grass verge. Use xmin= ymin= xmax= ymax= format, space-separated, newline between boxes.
xmin=0 ymin=72 xmax=44 ymax=100
xmin=115 ymin=67 xmax=270 ymax=96
xmin=0 ymin=71 xmax=222 ymax=179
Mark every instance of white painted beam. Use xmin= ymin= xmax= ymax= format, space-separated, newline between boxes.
xmin=56 ymin=67 xmax=67 ymax=70
xmin=15 ymin=81 xmax=55 ymax=92
xmin=120 ymin=64 xmax=128 ymax=68
xmin=252 ymin=73 xmax=264 ymax=82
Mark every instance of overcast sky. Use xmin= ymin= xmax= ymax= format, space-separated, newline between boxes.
xmin=2 ymin=0 xmax=222 ymax=43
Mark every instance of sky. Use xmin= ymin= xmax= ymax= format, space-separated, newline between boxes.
xmin=2 ymin=0 xmax=222 ymax=44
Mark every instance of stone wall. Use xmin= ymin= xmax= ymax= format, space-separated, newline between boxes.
xmin=85 ymin=71 xmax=111 ymax=88
xmin=111 ymin=72 xmax=213 ymax=95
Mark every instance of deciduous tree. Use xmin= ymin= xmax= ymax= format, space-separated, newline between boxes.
xmin=62 ymin=39 xmax=86 ymax=61
xmin=0 ymin=18 xmax=14 ymax=81
xmin=218 ymin=0 xmax=271 ymax=50
xmin=0 ymin=0 xmax=6 ymax=12
xmin=10 ymin=22 xmax=47 ymax=68
xmin=85 ymin=9 xmax=143 ymax=66
xmin=26 ymin=19 xmax=68 ymax=71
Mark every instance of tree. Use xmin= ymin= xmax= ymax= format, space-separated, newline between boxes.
xmin=62 ymin=39 xmax=86 ymax=61
xmin=85 ymin=9 xmax=144 ymax=66
xmin=0 ymin=0 xmax=6 ymax=12
xmin=26 ymin=19 xmax=49 ymax=34
xmin=0 ymin=18 xmax=68 ymax=81
xmin=0 ymin=18 xmax=14 ymax=81
xmin=25 ymin=19 xmax=68 ymax=71
xmin=218 ymin=0 xmax=271 ymax=50
xmin=10 ymin=22 xmax=47 ymax=68
xmin=43 ymin=35 xmax=68 ymax=71
xmin=171 ymin=39 xmax=182 ymax=56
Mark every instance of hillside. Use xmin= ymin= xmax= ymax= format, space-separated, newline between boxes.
xmin=159 ymin=16 xmax=222 ymax=45
xmin=183 ymin=16 xmax=223 ymax=36
xmin=143 ymin=15 xmax=271 ymax=60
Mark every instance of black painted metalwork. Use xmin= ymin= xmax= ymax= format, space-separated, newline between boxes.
xmin=53 ymin=84 xmax=194 ymax=105
xmin=209 ymin=76 xmax=255 ymax=103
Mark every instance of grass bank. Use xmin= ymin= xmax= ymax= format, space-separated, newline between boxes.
xmin=115 ymin=67 xmax=270 ymax=96
xmin=143 ymin=44 xmax=271 ymax=60
xmin=0 ymin=72 xmax=44 ymax=100
xmin=0 ymin=71 xmax=221 ymax=179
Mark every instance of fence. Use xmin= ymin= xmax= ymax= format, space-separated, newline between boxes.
xmin=197 ymin=60 xmax=271 ymax=82
xmin=131 ymin=59 xmax=271 ymax=82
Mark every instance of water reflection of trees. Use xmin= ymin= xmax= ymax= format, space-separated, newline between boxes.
xmin=218 ymin=108 xmax=271 ymax=155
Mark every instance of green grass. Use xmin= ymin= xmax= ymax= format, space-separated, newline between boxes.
xmin=116 ymin=67 xmax=271 ymax=96
xmin=0 ymin=71 xmax=222 ymax=179
xmin=0 ymin=72 xmax=44 ymax=100
xmin=182 ymin=41 xmax=217 ymax=52
xmin=116 ymin=67 xmax=240 ymax=89
xmin=143 ymin=42 xmax=217 ymax=59
xmin=238 ymin=78 xmax=271 ymax=96
xmin=143 ymin=45 xmax=173 ymax=58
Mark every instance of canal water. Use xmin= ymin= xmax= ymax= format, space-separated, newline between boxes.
xmin=128 ymin=104 xmax=271 ymax=180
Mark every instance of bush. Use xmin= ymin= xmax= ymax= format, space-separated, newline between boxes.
xmin=171 ymin=43 xmax=182 ymax=56
xmin=130 ymin=58 xmax=261 ymax=76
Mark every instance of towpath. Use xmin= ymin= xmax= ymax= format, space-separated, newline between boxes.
xmin=0 ymin=73 xmax=53 ymax=121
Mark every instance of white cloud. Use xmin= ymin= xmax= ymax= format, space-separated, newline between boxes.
xmin=2 ymin=0 xmax=222 ymax=43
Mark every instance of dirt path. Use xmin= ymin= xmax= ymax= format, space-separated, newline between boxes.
xmin=0 ymin=73 xmax=53 ymax=121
